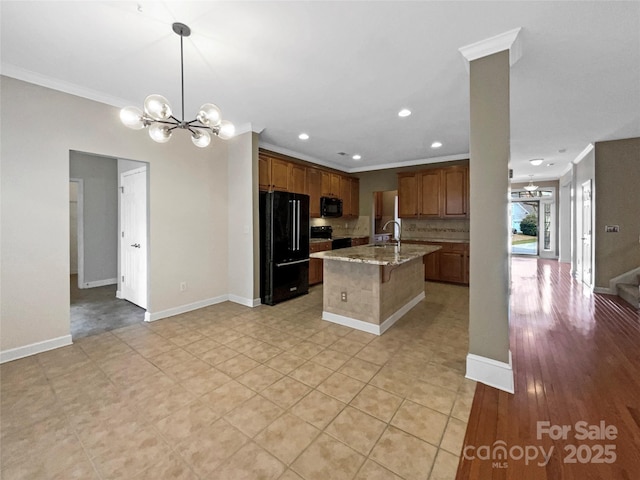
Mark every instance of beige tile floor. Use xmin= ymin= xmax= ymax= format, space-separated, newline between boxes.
xmin=0 ymin=282 xmax=474 ymax=480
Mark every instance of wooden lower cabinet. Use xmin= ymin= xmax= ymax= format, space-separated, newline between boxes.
xmin=406 ymin=240 xmax=469 ymax=284
xmin=309 ymin=241 xmax=332 ymax=285
xmin=351 ymin=236 xmax=369 ymax=247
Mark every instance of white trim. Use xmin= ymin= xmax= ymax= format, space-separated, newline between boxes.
xmin=1 ymin=63 xmax=132 ymax=107
xmin=459 ymin=27 xmax=523 ymax=72
xmin=349 ymin=154 xmax=470 ymax=173
xmin=0 ymin=335 xmax=73 ymax=364
xmin=228 ymin=294 xmax=261 ymax=308
xmin=81 ymin=278 xmax=117 ymax=289
xmin=608 ymin=266 xmax=640 ymax=293
xmin=259 ymin=142 xmax=348 ymax=172
xmin=322 ymin=291 xmax=425 ymax=335
xmin=70 ymin=178 xmax=84 ymax=289
xmin=572 ymin=143 xmax=594 ymax=165
xmin=593 ymin=286 xmax=613 ymax=295
xmin=116 ymin=290 xmax=123 ymax=299
xmin=466 ymin=351 xmax=515 ymax=394
xmin=144 ymin=295 xmax=229 ymax=322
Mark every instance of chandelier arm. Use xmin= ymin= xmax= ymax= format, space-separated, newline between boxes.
xmin=150 ymin=119 xmax=180 ymax=127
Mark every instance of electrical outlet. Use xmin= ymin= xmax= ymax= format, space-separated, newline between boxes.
xmin=341 ymin=291 xmax=347 ymax=302
xmin=180 ymin=281 xmax=187 ymax=292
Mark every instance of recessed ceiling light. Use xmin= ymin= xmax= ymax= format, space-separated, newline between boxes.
xmin=352 ymin=154 xmax=362 ymax=160
xmin=431 ymin=141 xmax=442 ymax=149
xmin=529 ymin=158 xmax=543 ymax=166
xmin=398 ymin=109 xmax=411 ymax=117
xmin=298 ymin=133 xmax=309 ymax=140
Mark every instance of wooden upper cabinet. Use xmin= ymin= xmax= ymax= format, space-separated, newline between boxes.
xmin=340 ymin=176 xmax=351 ymax=216
xmin=398 ymin=173 xmax=419 ymax=217
xmin=442 ymin=166 xmax=467 ymax=217
xmin=374 ymin=191 xmax=383 ymax=219
xmin=307 ymin=167 xmax=322 ymax=218
xmin=418 ymin=170 xmax=441 ymax=217
xmin=320 ymin=171 xmax=332 ymax=197
xmin=330 ymin=174 xmax=341 ymax=197
xmin=258 ymin=154 xmax=270 ymax=191
xmin=398 ymin=163 xmax=469 ymax=219
xmin=289 ymin=163 xmax=307 ymax=195
xmin=350 ymin=177 xmax=360 ymax=217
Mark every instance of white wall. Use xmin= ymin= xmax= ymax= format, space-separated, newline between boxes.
xmin=227 ymin=132 xmax=259 ymax=306
xmin=69 ymin=151 xmax=118 ymax=286
xmin=558 ymin=169 xmax=573 ymax=263
xmin=0 ymin=76 xmax=230 ymax=357
xmin=572 ymin=147 xmax=595 ymax=283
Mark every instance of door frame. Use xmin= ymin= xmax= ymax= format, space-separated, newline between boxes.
xmin=117 ymin=165 xmax=149 ymax=310
xmin=580 ymin=179 xmax=593 ymax=287
xmin=69 ymin=178 xmax=84 ymax=288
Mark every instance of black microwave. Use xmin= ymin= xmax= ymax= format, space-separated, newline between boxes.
xmin=321 ymin=196 xmax=343 ymax=217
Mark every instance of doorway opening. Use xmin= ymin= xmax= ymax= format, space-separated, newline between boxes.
xmin=69 ymin=152 xmax=148 ymax=339
xmin=511 ymin=200 xmax=539 ymax=255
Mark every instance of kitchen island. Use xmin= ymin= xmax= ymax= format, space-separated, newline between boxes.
xmin=310 ymin=244 xmax=441 ymax=335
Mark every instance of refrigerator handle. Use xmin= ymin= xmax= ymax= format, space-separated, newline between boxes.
xmin=289 ymin=200 xmax=295 ymax=251
xmin=298 ymin=200 xmax=301 ymax=251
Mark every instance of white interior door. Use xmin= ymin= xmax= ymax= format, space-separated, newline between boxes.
xmin=581 ymin=180 xmax=592 ymax=286
xmin=120 ymin=167 xmax=147 ymax=309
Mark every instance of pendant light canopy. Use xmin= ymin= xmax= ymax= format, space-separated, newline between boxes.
xmin=120 ymin=22 xmax=234 ymax=147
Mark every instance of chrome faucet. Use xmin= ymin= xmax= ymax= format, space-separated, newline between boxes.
xmin=382 ymin=220 xmax=401 ymax=248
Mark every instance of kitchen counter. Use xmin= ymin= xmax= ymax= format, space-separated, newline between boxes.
xmin=314 ymin=243 xmax=441 ymax=336
xmin=311 ymin=244 xmax=441 ymax=266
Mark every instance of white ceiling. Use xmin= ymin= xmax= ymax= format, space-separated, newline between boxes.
xmin=1 ymin=1 xmax=638 ymax=181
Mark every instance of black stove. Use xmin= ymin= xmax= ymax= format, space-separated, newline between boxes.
xmin=310 ymin=226 xmax=352 ymax=250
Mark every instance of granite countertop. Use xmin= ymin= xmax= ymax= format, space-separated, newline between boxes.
xmin=310 ymin=244 xmax=441 ymax=266
xmin=402 ymin=237 xmax=469 ymax=244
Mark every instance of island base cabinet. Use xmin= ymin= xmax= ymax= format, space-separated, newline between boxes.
xmin=309 ymin=258 xmax=323 ymax=285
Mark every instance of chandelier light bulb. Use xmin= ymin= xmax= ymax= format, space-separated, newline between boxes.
xmin=144 ymin=94 xmax=172 ymax=121
xmin=217 ymin=120 xmax=235 ymax=140
xmin=196 ymin=103 xmax=222 ymax=127
xmin=149 ymin=123 xmax=172 ymax=143
xmin=120 ymin=23 xmax=233 ymax=146
xmin=191 ymin=129 xmax=211 ymax=148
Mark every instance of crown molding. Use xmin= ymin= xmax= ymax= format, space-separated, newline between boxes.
xmin=258 ymin=142 xmax=349 ymax=172
xmin=459 ymin=27 xmax=523 ymax=73
xmin=1 ymin=63 xmax=132 ymax=107
xmin=348 ymin=153 xmax=470 ymax=173
xmin=572 ymin=143 xmax=594 ymax=165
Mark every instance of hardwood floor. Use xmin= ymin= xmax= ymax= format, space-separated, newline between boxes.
xmin=457 ymin=258 xmax=640 ymax=479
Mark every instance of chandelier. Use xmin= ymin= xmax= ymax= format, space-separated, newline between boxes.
xmin=523 ymin=175 xmax=539 ymax=192
xmin=120 ymin=22 xmax=234 ymax=147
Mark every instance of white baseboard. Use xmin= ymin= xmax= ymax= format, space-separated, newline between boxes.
xmin=466 ymin=351 xmax=515 ymax=394
xmin=116 ymin=290 xmax=123 ymax=299
xmin=81 ymin=278 xmax=117 ymax=289
xmin=228 ymin=294 xmax=261 ymax=308
xmin=0 ymin=335 xmax=73 ymax=364
xmin=593 ymin=286 xmax=613 ymax=295
xmin=144 ymin=295 xmax=229 ymax=322
xmin=322 ymin=292 xmax=425 ymax=336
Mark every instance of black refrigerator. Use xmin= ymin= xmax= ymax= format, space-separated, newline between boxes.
xmin=260 ymin=191 xmax=310 ymax=305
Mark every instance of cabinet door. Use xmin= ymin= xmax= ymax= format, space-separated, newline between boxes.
xmin=398 ymin=174 xmax=418 ymax=218
xmin=330 ymin=174 xmax=341 ymax=197
xmin=442 ymin=166 xmax=467 ymax=217
xmin=464 ymin=249 xmax=470 ymax=285
xmin=350 ymin=177 xmax=360 ymax=217
xmin=309 ymin=258 xmax=323 ymax=285
xmin=340 ymin=176 xmax=351 ymax=216
xmin=424 ymin=250 xmax=440 ymax=281
xmin=270 ymin=158 xmax=290 ymax=192
xmin=321 ymin=171 xmax=332 ymax=197
xmin=374 ymin=191 xmax=383 ymax=219
xmin=307 ymin=168 xmax=322 ymax=218
xmin=439 ymin=249 xmax=466 ymax=283
xmin=289 ymin=163 xmax=306 ymax=194
xmin=419 ymin=170 xmax=441 ymax=217
xmin=258 ymin=154 xmax=270 ymax=191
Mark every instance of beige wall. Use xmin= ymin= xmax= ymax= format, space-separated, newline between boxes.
xmin=468 ymin=50 xmax=511 ymax=364
xmin=594 ymin=137 xmax=640 ymax=287
xmin=0 ymin=76 xmax=230 ymax=354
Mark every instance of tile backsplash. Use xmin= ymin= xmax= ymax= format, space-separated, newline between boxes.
xmin=401 ymin=218 xmax=470 ymax=241
xmin=311 ymin=216 xmax=371 ymax=237
xmin=311 ymin=216 xmax=469 ymax=241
